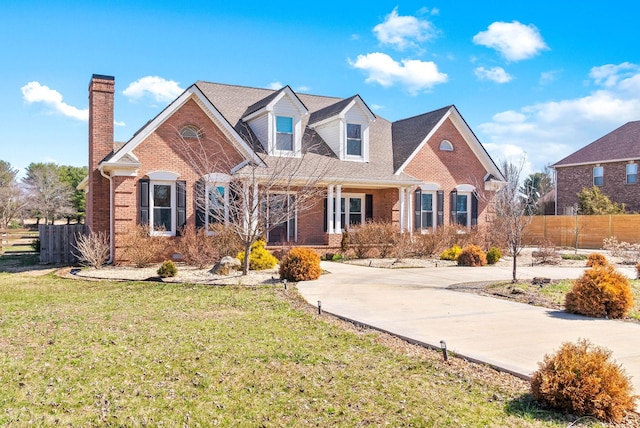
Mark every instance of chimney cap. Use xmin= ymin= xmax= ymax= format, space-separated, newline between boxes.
xmin=91 ymin=74 xmax=114 ymax=81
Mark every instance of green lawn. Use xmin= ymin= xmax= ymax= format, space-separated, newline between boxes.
xmin=0 ymin=273 xmax=591 ymax=426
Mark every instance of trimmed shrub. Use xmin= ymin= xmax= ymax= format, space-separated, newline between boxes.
xmin=485 ymin=246 xmax=501 ymax=265
xmin=157 ymin=260 xmax=178 ymax=278
xmin=440 ymin=244 xmax=462 ymax=261
xmin=565 ymin=264 xmax=634 ymax=319
xmin=237 ymin=239 xmax=277 ymax=271
xmin=531 ymin=339 xmax=636 ymax=423
xmin=457 ymin=244 xmax=487 ymax=267
xmin=279 ymin=247 xmax=322 ymax=282
xmin=586 ymin=252 xmax=609 ymax=268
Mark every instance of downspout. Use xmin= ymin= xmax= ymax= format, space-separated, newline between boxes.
xmin=99 ymin=166 xmax=114 ymax=264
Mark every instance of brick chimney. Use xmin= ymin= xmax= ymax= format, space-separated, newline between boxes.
xmin=87 ymin=74 xmax=115 ymax=234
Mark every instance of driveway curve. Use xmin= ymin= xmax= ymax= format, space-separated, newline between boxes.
xmin=297 ymin=262 xmax=640 ymax=399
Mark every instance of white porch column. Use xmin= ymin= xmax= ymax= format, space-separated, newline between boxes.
xmin=406 ymin=187 xmax=413 ymax=233
xmin=327 ymin=185 xmax=334 ymax=234
xmin=399 ymin=187 xmax=406 ymax=232
xmin=335 ymin=185 xmax=342 ymax=232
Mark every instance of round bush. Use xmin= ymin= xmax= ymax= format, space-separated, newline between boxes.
xmin=565 ymin=265 xmax=634 ymax=319
xmin=485 ymin=246 xmax=502 ymax=265
xmin=440 ymin=244 xmax=462 ymax=261
xmin=237 ymin=239 xmax=277 ymax=271
xmin=157 ymin=260 xmax=178 ymax=278
xmin=457 ymin=244 xmax=487 ymax=267
xmin=279 ymin=247 xmax=321 ymax=282
xmin=531 ymin=339 xmax=635 ymax=423
xmin=586 ymin=252 xmax=609 ymax=268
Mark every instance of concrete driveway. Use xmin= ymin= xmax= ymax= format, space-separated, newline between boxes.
xmin=297 ymin=262 xmax=640 ymax=397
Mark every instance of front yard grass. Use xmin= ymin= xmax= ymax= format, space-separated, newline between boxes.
xmin=0 ymin=272 xmax=583 ymax=426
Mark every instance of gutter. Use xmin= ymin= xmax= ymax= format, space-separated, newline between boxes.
xmin=98 ymin=166 xmax=114 ymax=264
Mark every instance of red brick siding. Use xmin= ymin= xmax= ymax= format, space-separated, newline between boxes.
xmin=556 ymin=161 xmax=640 ymax=214
xmin=403 ymin=117 xmax=492 ymax=225
xmin=87 ymin=76 xmax=114 ymax=235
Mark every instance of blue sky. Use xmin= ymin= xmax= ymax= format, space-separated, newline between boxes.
xmin=3 ymin=0 xmax=639 ymax=178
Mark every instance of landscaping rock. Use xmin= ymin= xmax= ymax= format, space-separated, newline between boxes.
xmin=210 ymin=256 xmax=241 ymax=275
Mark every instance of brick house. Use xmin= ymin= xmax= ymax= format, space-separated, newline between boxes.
xmin=553 ymin=121 xmax=640 ymax=215
xmin=82 ymin=74 xmax=504 ymax=262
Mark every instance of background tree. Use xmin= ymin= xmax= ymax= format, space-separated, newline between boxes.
xmin=176 ymin=126 xmax=330 ymax=275
xmin=22 ymin=162 xmax=74 ymax=225
xmin=520 ymin=167 xmax=554 ymax=215
xmin=0 ymin=160 xmax=27 ymax=229
xmin=57 ymin=165 xmax=88 ymax=223
xmin=489 ymin=158 xmax=537 ymax=282
xmin=577 ymin=186 xmax=626 ymax=215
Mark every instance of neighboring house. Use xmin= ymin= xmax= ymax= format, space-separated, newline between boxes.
xmin=82 ymin=74 xmax=504 ymax=262
xmin=553 ymin=121 xmax=640 ymax=215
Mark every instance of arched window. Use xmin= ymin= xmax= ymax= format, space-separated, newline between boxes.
xmin=180 ymin=125 xmax=203 ymax=139
xmin=439 ymin=140 xmax=454 ymax=151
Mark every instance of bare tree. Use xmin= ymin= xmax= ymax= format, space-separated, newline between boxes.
xmin=0 ymin=160 xmax=27 ymax=229
xmin=22 ymin=162 xmax=74 ymax=225
xmin=488 ymin=158 xmax=537 ymax=283
xmin=175 ymin=125 xmax=331 ymax=275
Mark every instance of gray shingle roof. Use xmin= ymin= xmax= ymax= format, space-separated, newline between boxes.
xmin=391 ymin=106 xmax=452 ymax=171
xmin=308 ymin=95 xmax=360 ymax=125
xmin=554 ymin=121 xmax=640 ymax=167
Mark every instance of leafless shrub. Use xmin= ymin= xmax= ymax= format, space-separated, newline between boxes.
xmin=532 ymin=239 xmax=560 ymax=265
xmin=120 ymin=224 xmax=167 ymax=268
xmin=413 ymin=231 xmax=443 ymax=258
xmin=350 ymin=221 xmax=398 ymax=259
xmin=393 ymin=232 xmax=413 ymax=262
xmin=175 ymin=225 xmax=219 ymax=269
xmin=603 ymin=237 xmax=640 ymax=265
xmin=208 ymin=223 xmax=244 ymax=258
xmin=73 ymin=230 xmax=110 ymax=269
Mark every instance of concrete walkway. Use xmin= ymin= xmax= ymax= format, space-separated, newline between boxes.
xmin=297 ymin=262 xmax=640 ymax=397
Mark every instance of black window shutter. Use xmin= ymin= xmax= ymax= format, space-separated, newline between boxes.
xmin=139 ymin=179 xmax=150 ymax=225
xmin=414 ymin=189 xmax=421 ymax=230
xmin=195 ymin=180 xmax=205 ymax=229
xmin=323 ymin=197 xmax=328 ymax=232
xmin=176 ymin=180 xmax=187 ymax=235
xmin=437 ymin=190 xmax=444 ymax=226
xmin=471 ymin=192 xmax=478 ymax=227
xmin=365 ymin=194 xmax=373 ymax=222
xmin=450 ymin=190 xmax=458 ymax=224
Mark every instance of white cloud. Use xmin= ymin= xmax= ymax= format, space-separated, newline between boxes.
xmin=539 ymin=70 xmax=561 ymax=85
xmin=473 ymin=21 xmax=548 ymax=62
xmin=479 ymin=62 xmax=640 ymax=172
xmin=122 ymin=76 xmax=183 ymax=103
xmin=114 ymin=120 xmax=126 ymax=127
xmin=370 ymin=104 xmax=384 ymax=111
xmin=474 ymin=66 xmax=513 ymax=83
xmin=268 ymin=81 xmax=284 ymax=90
xmin=21 ymin=81 xmax=88 ymax=121
xmin=349 ymin=52 xmax=448 ymax=95
xmin=295 ymin=85 xmax=310 ymax=92
xmin=373 ymin=7 xmax=437 ymax=50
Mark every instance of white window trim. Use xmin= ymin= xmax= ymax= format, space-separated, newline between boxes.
xmin=265 ymin=192 xmax=298 ymax=243
xmin=342 ymin=121 xmax=369 ymax=162
xmin=338 ymin=193 xmax=365 ymax=231
xmin=203 ymin=173 xmax=231 ymax=234
xmin=439 ymin=140 xmax=454 ymax=151
xmin=454 ymin=192 xmax=472 ymax=229
xmin=593 ymin=166 xmax=604 ymax=186
xmin=417 ymin=191 xmax=436 ymax=233
xmin=149 ymin=180 xmax=176 ymax=236
xmin=270 ymin=114 xmax=301 ymax=157
xmin=626 ymin=163 xmax=637 ymax=184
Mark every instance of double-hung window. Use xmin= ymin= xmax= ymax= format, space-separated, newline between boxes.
xmin=593 ymin=166 xmax=604 ymax=186
xmin=456 ymin=194 xmax=468 ymax=227
xmin=626 ymin=163 xmax=637 ymax=184
xmin=151 ymin=182 xmax=174 ymax=233
xmin=276 ymin=116 xmax=293 ymax=151
xmin=346 ymin=123 xmax=362 ymax=156
xmin=206 ymin=185 xmax=227 ymax=227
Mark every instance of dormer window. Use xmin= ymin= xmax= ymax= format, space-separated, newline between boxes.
xmin=276 ymin=116 xmax=293 ymax=151
xmin=347 ymin=124 xmax=362 ymax=156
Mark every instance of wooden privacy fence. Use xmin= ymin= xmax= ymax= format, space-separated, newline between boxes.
xmin=39 ymin=224 xmax=88 ymax=264
xmin=523 ymin=215 xmax=640 ymax=249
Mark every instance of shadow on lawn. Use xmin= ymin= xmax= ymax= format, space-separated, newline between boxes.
xmin=0 ymin=252 xmax=47 ymax=273
xmin=505 ymin=393 xmax=601 ymax=426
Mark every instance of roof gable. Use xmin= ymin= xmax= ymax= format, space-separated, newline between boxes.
xmin=241 ymin=85 xmax=308 ymax=121
xmin=105 ymin=85 xmax=264 ymax=168
xmin=553 ymin=121 xmax=640 ymax=167
xmin=308 ymin=95 xmax=375 ymax=127
xmin=393 ymin=105 xmax=504 ymax=181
